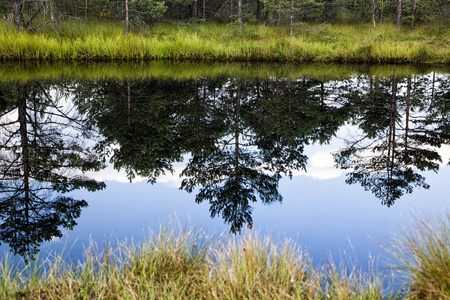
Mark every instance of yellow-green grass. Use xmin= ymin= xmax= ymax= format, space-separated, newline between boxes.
xmin=8 ymin=209 xmax=447 ymax=300
xmin=385 ymin=211 xmax=450 ymax=300
xmin=0 ymin=211 xmax=447 ymax=299
xmin=0 ymin=21 xmax=448 ymax=64
xmin=0 ymin=225 xmax=394 ymax=300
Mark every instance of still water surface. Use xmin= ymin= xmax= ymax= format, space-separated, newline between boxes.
xmin=0 ymin=63 xmax=449 ymax=275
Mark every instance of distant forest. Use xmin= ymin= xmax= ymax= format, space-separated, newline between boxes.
xmin=2 ymin=0 xmax=449 ymax=32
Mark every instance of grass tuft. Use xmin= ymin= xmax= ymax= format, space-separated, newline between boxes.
xmin=385 ymin=210 xmax=450 ymax=300
xmin=1 ymin=211 xmax=449 ymax=299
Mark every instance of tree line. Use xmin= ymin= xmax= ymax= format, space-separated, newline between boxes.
xmin=1 ymin=0 xmax=448 ymax=32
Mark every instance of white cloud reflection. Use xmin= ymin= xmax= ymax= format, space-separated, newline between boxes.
xmin=299 ymin=149 xmax=345 ymax=179
xmin=84 ymin=139 xmax=450 ymax=186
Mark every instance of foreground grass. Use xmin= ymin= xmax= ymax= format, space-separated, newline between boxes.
xmin=0 ymin=21 xmax=449 ymax=64
xmin=1 ymin=211 xmax=448 ymax=300
xmin=0 ymin=227 xmax=391 ymax=299
xmin=385 ymin=211 xmax=450 ymax=299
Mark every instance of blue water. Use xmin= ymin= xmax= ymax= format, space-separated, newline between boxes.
xmin=3 ymin=141 xmax=446 ymax=273
xmin=0 ymin=67 xmax=449 ymax=294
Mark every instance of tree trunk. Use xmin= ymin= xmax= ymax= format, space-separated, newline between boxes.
xmin=405 ymin=76 xmax=411 ymax=158
xmin=432 ymin=71 xmax=436 ymax=100
xmin=372 ymin=0 xmax=376 ymax=27
xmin=235 ymin=87 xmax=240 ymax=177
xmin=125 ymin=0 xmax=129 ymax=35
xmin=12 ymin=1 xmax=26 ymax=30
xmin=369 ymin=76 xmax=376 ymax=107
xmin=410 ymin=0 xmax=416 ymax=30
xmin=396 ymin=0 xmax=402 ymax=29
xmin=127 ymin=81 xmax=131 ymax=129
xmin=320 ymin=81 xmax=325 ymax=107
xmin=193 ymin=1 xmax=197 ymax=19
xmin=18 ymin=84 xmax=29 ymax=189
xmin=437 ymin=4 xmax=441 ymax=30
xmin=380 ymin=2 xmax=384 ymax=24
xmin=290 ymin=0 xmax=294 ymax=37
xmin=238 ymin=0 xmax=243 ymax=28
xmin=256 ymin=0 xmax=262 ymax=23
xmin=277 ymin=3 xmax=281 ymax=28
xmin=203 ymin=0 xmax=206 ymax=19
xmin=387 ymin=76 xmax=398 ymax=178
xmin=18 ymin=83 xmax=31 ymax=253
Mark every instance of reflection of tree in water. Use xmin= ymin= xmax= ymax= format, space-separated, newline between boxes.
xmin=71 ymin=73 xmax=450 ymax=232
xmin=178 ymin=77 xmax=348 ymax=233
xmin=76 ymin=76 xmax=348 ymax=233
xmin=180 ymin=79 xmax=284 ymax=233
xmin=74 ymin=79 xmax=190 ymax=183
xmin=334 ymin=74 xmax=450 ymax=206
xmin=0 ymin=81 xmax=105 ymax=260
xmin=2 ymin=73 xmax=448 ymax=257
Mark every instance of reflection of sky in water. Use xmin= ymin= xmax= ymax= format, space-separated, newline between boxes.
xmin=2 ymin=130 xmax=447 ymax=274
xmin=1 ymin=73 xmax=450 ymax=285
xmin=28 ymin=165 xmax=449 ymax=271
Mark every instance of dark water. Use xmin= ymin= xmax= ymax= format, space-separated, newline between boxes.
xmin=0 ymin=64 xmax=449 ymax=277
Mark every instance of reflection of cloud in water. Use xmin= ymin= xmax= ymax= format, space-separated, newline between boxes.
xmin=49 ymin=235 xmax=63 ymax=243
xmin=439 ymin=145 xmax=450 ymax=165
xmin=85 ymin=165 xmax=146 ymax=183
xmin=293 ymin=149 xmax=345 ymax=180
xmin=155 ymin=164 xmax=185 ymax=188
xmin=86 ymin=163 xmax=185 ymax=187
xmin=86 ymin=143 xmax=450 ymax=184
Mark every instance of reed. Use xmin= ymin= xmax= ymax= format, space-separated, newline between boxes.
xmin=0 ymin=21 xmax=448 ymax=64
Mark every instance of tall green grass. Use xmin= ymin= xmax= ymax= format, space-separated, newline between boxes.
xmin=0 ymin=21 xmax=448 ymax=64
xmin=0 ymin=210 xmax=448 ymax=299
xmin=386 ymin=211 xmax=450 ymax=299
xmin=0 ymin=223 xmax=391 ymax=299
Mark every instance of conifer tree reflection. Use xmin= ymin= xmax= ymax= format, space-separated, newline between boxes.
xmin=73 ymin=79 xmax=191 ymax=183
xmin=245 ymin=77 xmax=349 ymax=175
xmin=180 ymin=77 xmax=349 ymax=233
xmin=180 ymin=79 xmax=283 ymax=233
xmin=75 ymin=75 xmax=351 ymax=233
xmin=334 ymin=74 xmax=450 ymax=206
xmin=0 ymin=81 xmax=105 ymax=260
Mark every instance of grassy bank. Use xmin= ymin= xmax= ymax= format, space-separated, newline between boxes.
xmin=1 ymin=211 xmax=449 ymax=300
xmin=0 ymin=21 xmax=449 ymax=64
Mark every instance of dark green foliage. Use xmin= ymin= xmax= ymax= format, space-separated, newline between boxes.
xmin=2 ymin=0 xmax=448 ymax=31
xmin=0 ymin=80 xmax=105 ymax=260
xmin=334 ymin=74 xmax=450 ymax=205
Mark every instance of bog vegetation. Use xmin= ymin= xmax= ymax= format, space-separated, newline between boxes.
xmin=0 ymin=211 xmax=449 ymax=299
xmin=0 ymin=0 xmax=449 ymax=63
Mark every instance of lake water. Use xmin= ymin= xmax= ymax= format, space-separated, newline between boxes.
xmin=0 ymin=62 xmax=449 ymax=280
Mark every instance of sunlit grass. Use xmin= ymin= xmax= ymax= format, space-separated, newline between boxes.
xmin=0 ymin=21 xmax=448 ymax=63
xmin=2 ymin=208 xmax=448 ymax=299
xmin=0 ymin=220 xmax=403 ymax=299
xmin=385 ymin=210 xmax=450 ymax=299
